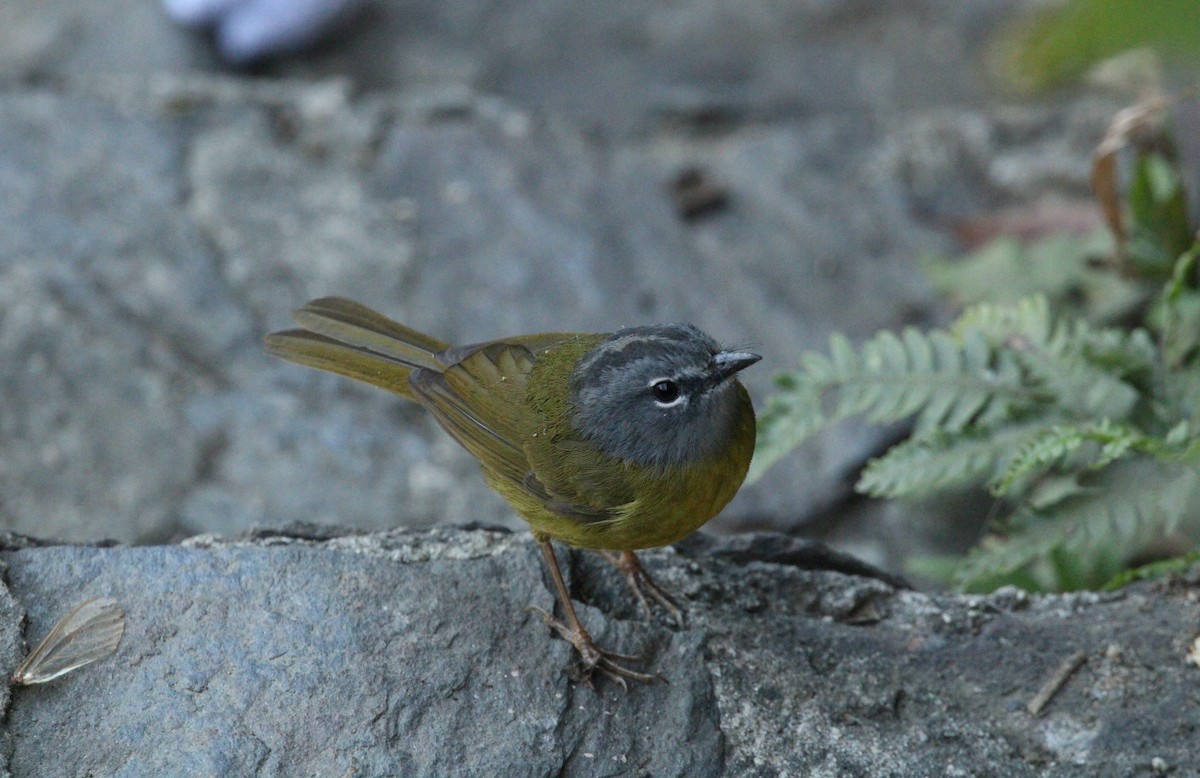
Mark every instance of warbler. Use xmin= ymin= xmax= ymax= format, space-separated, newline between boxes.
xmin=265 ymin=297 xmax=759 ymax=683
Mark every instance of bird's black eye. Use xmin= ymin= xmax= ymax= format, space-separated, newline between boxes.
xmin=651 ymin=380 xmax=681 ymax=404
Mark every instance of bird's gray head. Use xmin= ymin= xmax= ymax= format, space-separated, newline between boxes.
xmin=570 ymin=323 xmax=760 ymax=468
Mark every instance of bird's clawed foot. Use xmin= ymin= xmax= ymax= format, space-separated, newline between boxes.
xmin=600 ymin=550 xmax=685 ymax=627
xmin=534 ymin=538 xmax=664 ymax=688
xmin=528 ymin=606 xmax=663 ymax=689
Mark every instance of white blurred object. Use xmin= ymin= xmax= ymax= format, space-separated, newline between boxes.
xmin=163 ymin=0 xmax=365 ymax=62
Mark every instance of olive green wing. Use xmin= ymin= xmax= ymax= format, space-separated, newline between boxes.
xmin=410 ymin=341 xmax=557 ymax=499
xmin=411 ymin=337 xmax=620 ymax=524
xmin=436 ymin=332 xmax=579 ymax=367
xmin=515 ymin=332 xmax=635 ymax=524
xmin=524 ymin=437 xmax=635 ymax=525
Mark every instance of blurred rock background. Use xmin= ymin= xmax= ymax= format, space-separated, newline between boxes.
xmin=0 ymin=0 xmax=1153 ymax=570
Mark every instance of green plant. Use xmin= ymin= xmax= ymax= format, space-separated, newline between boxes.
xmin=753 ymin=107 xmax=1200 ymax=592
xmin=994 ymin=0 xmax=1200 ymax=91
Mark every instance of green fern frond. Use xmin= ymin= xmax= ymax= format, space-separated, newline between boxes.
xmin=753 ymin=295 xmax=1160 ymax=483
xmin=754 ymin=130 xmax=1200 ymax=594
xmin=955 ymin=460 xmax=1200 ymax=590
xmin=1157 ymin=244 xmax=1200 ymax=368
xmin=1163 ymin=365 xmax=1200 ymax=424
xmin=1100 ymin=551 xmax=1200 ymax=591
xmin=991 ymin=421 xmax=1148 ymax=497
xmin=749 ymin=382 xmax=824 ymax=483
xmin=1024 ymin=473 xmax=1087 ymax=511
xmin=997 ymin=427 xmax=1085 ymax=495
xmin=956 ymin=520 xmax=1071 ymax=593
xmin=749 ymin=324 xmax=1041 ymax=482
xmin=952 ymin=295 xmax=1053 ymax=346
xmin=920 ymin=230 xmax=1140 ymax=323
xmin=858 ymin=422 xmax=1048 ymax=498
xmin=1034 ymin=326 xmax=1143 ymax=418
xmin=1076 ymin=325 xmax=1158 ymax=384
xmin=1013 ymin=346 xmax=1139 ymax=419
xmin=959 ymin=296 xmax=1147 ymax=419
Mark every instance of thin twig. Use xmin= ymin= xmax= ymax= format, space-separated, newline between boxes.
xmin=1027 ymin=650 xmax=1087 ymax=716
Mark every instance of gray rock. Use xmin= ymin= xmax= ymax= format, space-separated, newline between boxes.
xmin=0 ymin=91 xmax=222 ymax=543
xmin=2 ymin=6 xmax=1190 ymax=772
xmin=0 ymin=557 xmax=23 ymax=774
xmin=0 ymin=1 xmax=201 ymax=83
xmin=0 ymin=0 xmax=1134 ymax=571
xmin=2 ymin=529 xmax=1198 ymax=776
xmin=0 ymin=72 xmax=1123 ymax=550
xmin=0 ymin=1 xmax=1031 ymax=132
xmin=255 ymin=0 xmax=1029 ymax=134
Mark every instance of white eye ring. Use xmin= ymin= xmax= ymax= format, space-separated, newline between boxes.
xmin=650 ymin=379 xmax=686 ymax=408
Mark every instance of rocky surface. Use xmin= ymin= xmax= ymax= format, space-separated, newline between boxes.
xmin=1 ymin=528 xmax=1198 ymax=776
xmin=3 ymin=2 xmax=1196 ymax=775
xmin=1 ymin=0 xmax=1108 ymax=559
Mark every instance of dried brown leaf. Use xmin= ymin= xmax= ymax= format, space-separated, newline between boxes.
xmin=1091 ymin=98 xmax=1170 ymax=256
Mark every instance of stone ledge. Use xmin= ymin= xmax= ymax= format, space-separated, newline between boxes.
xmin=1 ymin=528 xmax=1196 ymax=776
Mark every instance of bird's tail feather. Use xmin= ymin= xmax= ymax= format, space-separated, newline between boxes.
xmin=264 ymin=297 xmax=450 ymax=400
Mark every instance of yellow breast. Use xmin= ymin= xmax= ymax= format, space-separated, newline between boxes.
xmin=502 ymin=382 xmax=757 ymax=550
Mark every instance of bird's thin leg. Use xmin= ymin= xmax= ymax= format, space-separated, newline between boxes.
xmin=529 ymin=538 xmax=662 ymax=687
xmin=599 ymin=549 xmax=685 ymax=627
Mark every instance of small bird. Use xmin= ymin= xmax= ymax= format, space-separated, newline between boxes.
xmin=265 ymin=297 xmax=759 ymax=683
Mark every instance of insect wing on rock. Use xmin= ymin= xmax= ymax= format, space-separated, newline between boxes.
xmin=12 ymin=597 xmax=125 ymax=685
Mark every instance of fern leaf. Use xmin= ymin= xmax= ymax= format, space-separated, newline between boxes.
xmin=748 ymin=383 xmax=824 ymax=483
xmin=858 ymin=422 xmax=1048 ymax=498
xmin=992 ymin=421 xmax=1149 ymax=497
xmin=955 ymin=295 xmax=1143 ymax=420
xmin=954 ymin=460 xmax=1200 ymax=591
xmin=1157 ymin=246 xmax=1200 ymax=367
xmin=920 ymin=229 xmax=1141 ymax=323
xmin=751 ymin=325 xmax=1043 ymax=481
xmin=1015 ymin=347 xmax=1138 ymax=419
xmin=1163 ymin=368 xmax=1200 ymax=426
xmin=1023 ymin=318 xmax=1141 ymax=419
xmin=1079 ymin=324 xmax=1158 ymax=377
xmin=953 ymin=295 xmax=1053 ymax=345
xmin=992 ymin=425 xmax=1083 ymax=496
xmin=846 ymin=326 xmax=1040 ymax=427
xmin=1101 ymin=551 xmax=1200 ymax=591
